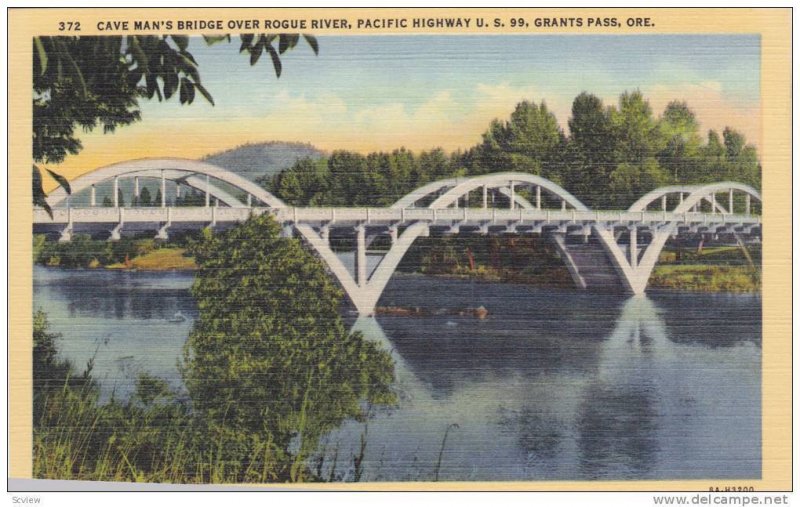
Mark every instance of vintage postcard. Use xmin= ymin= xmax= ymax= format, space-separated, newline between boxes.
xmin=7 ymin=7 xmax=792 ymax=493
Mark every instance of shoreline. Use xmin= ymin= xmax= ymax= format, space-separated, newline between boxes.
xmin=35 ymin=261 xmax=761 ymax=294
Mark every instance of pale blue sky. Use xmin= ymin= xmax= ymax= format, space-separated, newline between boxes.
xmin=62 ymin=34 xmax=761 ymax=176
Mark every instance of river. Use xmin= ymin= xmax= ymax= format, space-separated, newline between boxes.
xmin=32 ymin=265 xmax=761 ymax=482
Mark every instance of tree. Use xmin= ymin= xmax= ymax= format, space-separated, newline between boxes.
xmin=33 ymin=34 xmax=318 ymax=165
xmin=472 ymin=101 xmax=566 ymax=178
xmin=608 ymin=158 xmax=670 ymax=208
xmin=268 ymin=158 xmax=328 ymax=206
xmin=324 ymin=151 xmax=370 ymax=205
xmin=564 ymin=92 xmax=617 ymax=206
xmin=611 ymin=90 xmax=665 ymax=165
xmin=32 ymin=34 xmax=319 ymax=214
xmin=722 ymin=127 xmax=761 ymax=189
xmin=139 ymin=186 xmax=153 ymax=207
xmin=182 ymin=214 xmax=395 ymax=480
xmin=416 ymin=148 xmax=454 ymax=186
xmin=723 ymin=127 xmax=746 ymax=159
xmin=657 ymin=101 xmax=702 ymax=183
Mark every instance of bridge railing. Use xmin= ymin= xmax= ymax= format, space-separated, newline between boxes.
xmin=34 ymin=206 xmax=762 ymax=227
xmin=272 ymin=207 xmax=761 ymax=226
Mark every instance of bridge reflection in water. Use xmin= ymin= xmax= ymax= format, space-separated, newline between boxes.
xmin=331 ymin=290 xmax=760 ymax=481
xmin=36 ymin=158 xmax=762 ymax=315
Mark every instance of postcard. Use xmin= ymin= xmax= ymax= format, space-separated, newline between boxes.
xmin=7 ymin=7 xmax=792 ymax=493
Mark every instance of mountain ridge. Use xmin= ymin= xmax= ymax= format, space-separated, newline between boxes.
xmin=201 ymin=141 xmax=325 ymax=182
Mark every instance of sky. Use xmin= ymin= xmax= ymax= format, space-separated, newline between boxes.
xmin=52 ymin=34 xmax=761 ymax=181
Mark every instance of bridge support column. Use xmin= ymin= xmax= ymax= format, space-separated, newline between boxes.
xmin=108 ymin=208 xmax=124 ymax=241
xmin=509 ymin=182 xmax=515 ymax=209
xmin=536 ymin=185 xmax=541 ymax=210
xmin=113 ymin=176 xmax=119 ymax=208
xmin=629 ymin=226 xmax=638 ymax=268
xmin=551 ymin=233 xmax=587 ymax=289
xmin=160 ymin=170 xmax=166 ymax=207
xmin=745 ymin=194 xmax=751 ymax=215
xmin=90 ymin=185 xmax=96 ymax=207
xmin=58 ymin=208 xmax=73 ymax=243
xmin=58 ymin=227 xmax=72 ymax=243
xmin=156 ymin=208 xmax=171 ymax=240
xmin=134 ymin=176 xmax=140 ymax=203
xmin=482 ymin=185 xmax=488 ymax=209
xmin=388 ymin=225 xmax=398 ymax=245
xmin=355 ymin=224 xmax=367 ymax=287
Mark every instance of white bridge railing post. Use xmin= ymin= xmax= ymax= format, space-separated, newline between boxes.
xmin=355 ymin=224 xmax=367 ymax=287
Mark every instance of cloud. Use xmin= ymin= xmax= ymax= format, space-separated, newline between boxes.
xmin=51 ymin=79 xmax=761 ymax=184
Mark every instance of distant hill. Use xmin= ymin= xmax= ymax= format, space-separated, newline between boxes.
xmin=201 ymin=141 xmax=325 ymax=182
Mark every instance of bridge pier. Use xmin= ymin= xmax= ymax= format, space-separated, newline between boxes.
xmin=354 ymin=225 xmax=367 ymax=287
xmin=155 ymin=208 xmax=171 ymax=240
xmin=58 ymin=226 xmax=72 ymax=243
xmin=109 ymin=224 xmax=122 ymax=241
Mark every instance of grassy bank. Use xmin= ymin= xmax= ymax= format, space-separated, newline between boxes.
xmin=648 ymin=245 xmax=761 ymax=293
xmin=34 ymin=234 xmax=197 ymax=271
xmin=106 ymin=247 xmax=197 ymax=270
xmin=649 ymin=265 xmax=760 ymax=293
xmin=33 ymin=309 xmax=331 ymax=483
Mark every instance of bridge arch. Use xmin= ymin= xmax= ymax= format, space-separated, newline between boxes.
xmin=45 ymin=157 xmax=286 ymax=209
xmin=307 ymin=172 xmax=590 ymax=315
xmin=628 ymin=182 xmax=761 ymax=214
xmin=428 ymin=172 xmax=589 ymax=211
xmin=594 ymin=181 xmax=762 ymax=294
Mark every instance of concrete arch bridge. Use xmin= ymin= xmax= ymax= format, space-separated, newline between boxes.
xmin=34 ymin=158 xmax=762 ymax=315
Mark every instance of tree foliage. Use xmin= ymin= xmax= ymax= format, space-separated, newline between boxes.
xmin=462 ymin=101 xmax=566 ymax=179
xmin=32 ymin=34 xmax=318 ymax=218
xmin=33 ymin=34 xmax=318 ymax=165
xmin=182 ymin=214 xmax=395 ymax=477
xmin=268 ymin=90 xmax=760 ymax=210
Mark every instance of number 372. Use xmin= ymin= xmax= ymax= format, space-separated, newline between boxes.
xmin=58 ymin=21 xmax=81 ymax=31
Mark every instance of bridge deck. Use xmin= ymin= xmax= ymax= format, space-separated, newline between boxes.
xmin=34 ymin=206 xmax=762 ymax=228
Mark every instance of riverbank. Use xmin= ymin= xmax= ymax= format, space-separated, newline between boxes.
xmin=106 ymin=247 xmax=197 ymax=270
xmin=649 ymin=265 xmax=760 ymax=293
xmin=34 ymin=235 xmax=760 ymax=293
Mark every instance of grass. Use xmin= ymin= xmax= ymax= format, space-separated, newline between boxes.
xmin=649 ymin=264 xmax=760 ymax=293
xmin=106 ymin=247 xmax=197 ymax=270
xmin=658 ymin=245 xmax=761 ymax=267
xmin=33 ymin=310 xmax=314 ymax=484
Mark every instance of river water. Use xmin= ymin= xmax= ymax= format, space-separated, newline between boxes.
xmin=33 ymin=265 xmax=761 ymax=482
